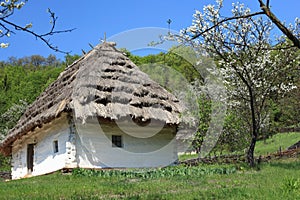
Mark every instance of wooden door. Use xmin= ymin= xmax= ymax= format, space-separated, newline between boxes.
xmin=27 ymin=144 xmax=34 ymax=173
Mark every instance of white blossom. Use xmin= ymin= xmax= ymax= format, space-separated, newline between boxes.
xmin=0 ymin=43 xmax=9 ymax=48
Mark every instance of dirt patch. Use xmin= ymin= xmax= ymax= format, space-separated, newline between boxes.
xmin=258 ymin=148 xmax=300 ymax=163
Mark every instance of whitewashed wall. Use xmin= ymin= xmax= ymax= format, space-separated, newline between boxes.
xmin=11 ymin=116 xmax=179 ymax=179
xmin=32 ymin=126 xmax=69 ymax=177
xmin=11 ymin=145 xmax=27 ymax=179
xmin=11 ymin=116 xmax=70 ymax=179
xmin=75 ymin=120 xmax=178 ymax=169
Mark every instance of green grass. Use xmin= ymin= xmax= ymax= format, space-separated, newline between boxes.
xmin=178 ymin=153 xmax=198 ymax=161
xmin=179 ymin=132 xmax=300 ymax=161
xmin=255 ymin=132 xmax=300 ymax=156
xmin=1 ymin=132 xmax=299 ymax=199
xmin=0 ymin=158 xmax=299 ymax=199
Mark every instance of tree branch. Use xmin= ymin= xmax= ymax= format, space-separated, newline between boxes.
xmin=258 ymin=0 xmax=300 ymax=49
xmin=189 ymin=0 xmax=300 ymax=49
xmin=0 ymin=8 xmax=75 ymax=53
xmin=266 ymin=0 xmax=270 ymax=8
xmin=190 ymin=11 xmax=265 ymax=40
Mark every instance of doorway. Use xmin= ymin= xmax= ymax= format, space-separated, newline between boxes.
xmin=27 ymin=144 xmax=34 ymax=173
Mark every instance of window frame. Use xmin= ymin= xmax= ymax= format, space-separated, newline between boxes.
xmin=112 ymin=135 xmax=123 ymax=148
xmin=53 ymin=140 xmax=59 ymax=153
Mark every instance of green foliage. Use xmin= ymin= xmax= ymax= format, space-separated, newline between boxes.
xmin=64 ymin=54 xmax=81 ymax=66
xmin=72 ymin=165 xmax=237 ymax=179
xmin=127 ymin=46 xmax=202 ymax=83
xmin=0 ymin=62 xmax=65 ymax=140
xmin=0 ymin=154 xmax=10 ymax=171
xmin=271 ymin=78 xmax=300 ymax=128
xmin=215 ymin=111 xmax=250 ymax=154
xmin=0 ymin=100 xmax=28 ymax=139
xmin=192 ymin=94 xmax=211 ymax=153
xmin=0 ymin=65 xmax=64 ymax=115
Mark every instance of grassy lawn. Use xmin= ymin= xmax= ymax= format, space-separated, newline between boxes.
xmin=179 ymin=132 xmax=300 ymax=161
xmin=255 ymin=132 xmax=300 ymax=156
xmin=0 ymin=158 xmax=299 ymax=200
xmin=178 ymin=153 xmax=198 ymax=161
xmin=1 ymin=132 xmax=299 ymax=199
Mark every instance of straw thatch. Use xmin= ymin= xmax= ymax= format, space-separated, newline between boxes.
xmin=0 ymin=42 xmax=183 ymax=156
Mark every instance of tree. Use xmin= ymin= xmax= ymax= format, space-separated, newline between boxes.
xmin=192 ymin=93 xmax=211 ymax=154
xmin=190 ymin=0 xmax=300 ymax=49
xmin=0 ymin=0 xmax=74 ymax=53
xmin=64 ymin=54 xmax=81 ymax=66
xmin=216 ymin=110 xmax=249 ymax=154
xmin=176 ymin=0 xmax=299 ymax=166
xmin=46 ymin=54 xmax=60 ymax=67
xmin=0 ymin=100 xmax=28 ymax=140
xmin=30 ymin=55 xmax=46 ymax=67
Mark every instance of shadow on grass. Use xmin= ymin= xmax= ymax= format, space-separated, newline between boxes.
xmin=267 ymin=161 xmax=300 ymax=170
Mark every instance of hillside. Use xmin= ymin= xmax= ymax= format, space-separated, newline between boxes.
xmin=255 ymin=132 xmax=300 ymax=156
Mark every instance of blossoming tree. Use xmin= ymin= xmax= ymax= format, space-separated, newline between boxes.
xmin=177 ymin=0 xmax=299 ymax=166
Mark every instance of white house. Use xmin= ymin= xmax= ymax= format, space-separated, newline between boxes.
xmin=0 ymin=42 xmax=183 ymax=179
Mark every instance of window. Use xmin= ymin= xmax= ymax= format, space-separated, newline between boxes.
xmin=112 ymin=135 xmax=123 ymax=148
xmin=53 ymin=140 xmax=59 ymax=153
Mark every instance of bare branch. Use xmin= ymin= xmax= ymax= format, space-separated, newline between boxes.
xmin=0 ymin=5 xmax=75 ymax=53
xmin=1 ymin=17 xmax=74 ymax=53
xmin=0 ymin=23 xmax=14 ymax=36
xmin=266 ymin=0 xmax=270 ymax=8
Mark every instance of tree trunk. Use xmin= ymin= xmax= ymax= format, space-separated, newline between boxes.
xmin=247 ymin=87 xmax=258 ymax=167
xmin=247 ymin=135 xmax=257 ymax=167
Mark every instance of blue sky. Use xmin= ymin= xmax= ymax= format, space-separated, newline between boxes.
xmin=0 ymin=0 xmax=299 ymax=61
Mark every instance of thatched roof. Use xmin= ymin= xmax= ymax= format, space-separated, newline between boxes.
xmin=0 ymin=42 xmax=183 ymax=156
